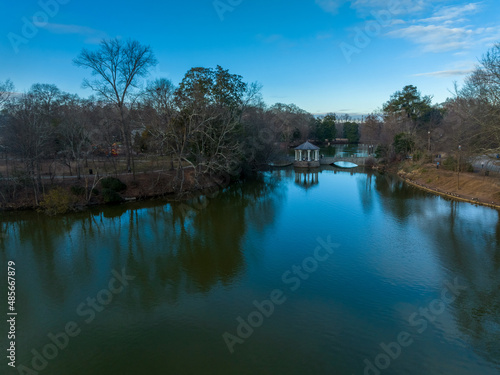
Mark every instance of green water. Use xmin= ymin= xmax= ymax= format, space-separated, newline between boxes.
xmin=1 ymin=167 xmax=500 ymax=375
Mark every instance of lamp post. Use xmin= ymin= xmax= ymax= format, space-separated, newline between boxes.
xmin=427 ymin=131 xmax=431 ymax=152
xmin=457 ymin=145 xmax=462 ymax=190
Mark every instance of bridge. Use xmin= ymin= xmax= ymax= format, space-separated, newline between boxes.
xmin=319 ymin=156 xmax=372 ymax=166
xmin=279 ymin=155 xmax=373 ymax=167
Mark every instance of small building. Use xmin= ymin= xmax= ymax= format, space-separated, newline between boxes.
xmin=294 ymin=141 xmax=320 ymax=168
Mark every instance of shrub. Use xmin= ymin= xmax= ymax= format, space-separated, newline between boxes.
xmin=442 ymin=156 xmax=473 ymax=172
xmin=129 ymin=179 xmax=140 ymax=189
xmin=393 ymin=133 xmax=415 ymax=156
xmin=375 ymin=144 xmax=389 ymax=159
xmin=101 ymin=177 xmax=126 ymax=192
xmin=102 ymin=188 xmax=124 ymax=204
xmin=364 ymin=156 xmax=376 ymax=167
xmin=442 ymin=156 xmax=454 ymax=171
xmin=71 ymin=185 xmax=86 ymax=196
xmin=39 ymin=187 xmax=77 ymax=216
xmin=413 ymin=150 xmax=423 ymax=162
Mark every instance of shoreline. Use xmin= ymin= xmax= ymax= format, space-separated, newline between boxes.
xmin=3 ymin=164 xmax=500 ymax=214
xmin=0 ymin=170 xmax=231 ymax=214
xmin=396 ymin=164 xmax=500 ymax=210
xmin=400 ymin=176 xmax=500 ymax=210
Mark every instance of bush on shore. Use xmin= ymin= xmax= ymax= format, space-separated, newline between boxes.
xmin=39 ymin=187 xmax=77 ymax=216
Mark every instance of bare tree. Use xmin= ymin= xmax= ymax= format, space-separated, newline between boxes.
xmin=56 ymin=94 xmax=93 ymax=178
xmin=74 ymin=38 xmax=158 ymax=177
xmin=0 ymin=79 xmax=14 ymax=108
xmin=139 ymin=78 xmax=177 ymax=159
xmin=3 ymin=87 xmax=57 ymax=204
xmin=0 ymin=80 xmax=15 ymax=175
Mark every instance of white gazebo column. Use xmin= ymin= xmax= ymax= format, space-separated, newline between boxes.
xmin=295 ymin=150 xmax=298 ymax=161
xmin=299 ymin=150 xmax=302 ymax=160
xmin=307 ymin=150 xmax=311 ymax=161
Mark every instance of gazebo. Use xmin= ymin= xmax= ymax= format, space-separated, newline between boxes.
xmin=294 ymin=141 xmax=321 ymax=168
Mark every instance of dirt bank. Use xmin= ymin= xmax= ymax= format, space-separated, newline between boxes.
xmin=397 ymin=163 xmax=500 ymax=209
xmin=0 ymin=169 xmax=229 ymax=212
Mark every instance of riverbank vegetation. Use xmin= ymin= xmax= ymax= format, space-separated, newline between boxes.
xmin=1 ymin=39 xmax=499 ymax=212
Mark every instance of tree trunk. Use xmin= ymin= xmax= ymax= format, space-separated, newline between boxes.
xmin=119 ymin=105 xmax=136 ymax=179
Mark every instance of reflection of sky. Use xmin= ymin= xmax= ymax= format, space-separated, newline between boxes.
xmin=1 ymin=168 xmax=500 ymax=374
xmin=242 ymin=168 xmax=500 ymax=374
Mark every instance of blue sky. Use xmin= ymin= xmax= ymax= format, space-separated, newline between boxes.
xmin=1 ymin=0 xmax=499 ymax=115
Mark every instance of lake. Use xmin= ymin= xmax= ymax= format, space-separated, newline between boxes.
xmin=1 ymin=167 xmax=499 ymax=375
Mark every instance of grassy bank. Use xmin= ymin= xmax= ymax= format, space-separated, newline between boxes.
xmin=397 ymin=161 xmax=500 ymax=209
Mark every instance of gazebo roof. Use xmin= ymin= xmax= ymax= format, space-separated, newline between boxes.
xmin=295 ymin=141 xmax=320 ymax=151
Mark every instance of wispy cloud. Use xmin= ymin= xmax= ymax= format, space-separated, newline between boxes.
xmin=350 ymin=0 xmax=428 ymax=15
xmin=316 ymin=31 xmax=334 ymax=40
xmin=387 ymin=24 xmax=500 ymax=52
xmin=33 ymin=22 xmax=108 ymax=44
xmin=413 ymin=69 xmax=475 ymax=77
xmin=420 ymin=2 xmax=482 ymax=24
xmin=381 ymin=1 xmax=499 ymax=53
xmin=318 ymin=0 xmax=498 ymax=53
xmin=256 ymin=34 xmax=284 ymax=43
xmin=315 ymin=0 xmax=347 ymax=14
xmin=316 ymin=0 xmax=429 ymax=15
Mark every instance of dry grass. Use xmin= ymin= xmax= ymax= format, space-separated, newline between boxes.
xmin=401 ymin=163 xmax=500 ymax=206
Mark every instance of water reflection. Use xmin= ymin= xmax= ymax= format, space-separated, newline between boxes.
xmin=1 ymin=168 xmax=500 ymax=374
xmin=294 ymin=170 xmax=320 ymax=191
xmin=0 ymin=174 xmax=285 ymax=308
xmin=370 ymin=172 xmax=500 ymax=368
xmin=418 ymin=201 xmax=500 ymax=367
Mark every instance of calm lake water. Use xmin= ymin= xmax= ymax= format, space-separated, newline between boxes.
xmin=1 ymin=167 xmax=500 ymax=375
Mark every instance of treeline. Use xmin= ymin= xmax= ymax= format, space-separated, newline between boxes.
xmin=0 ymin=38 xmax=499 ymax=207
xmin=363 ymin=43 xmax=500 ymax=163
xmin=0 ymin=38 xmax=357 ymax=207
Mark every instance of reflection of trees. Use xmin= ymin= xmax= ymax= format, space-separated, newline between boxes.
xmin=357 ymin=171 xmax=374 ymax=214
xmin=371 ymin=172 xmax=500 ymax=367
xmin=169 ymin=173 xmax=284 ymax=293
xmin=420 ymin=202 xmax=500 ymax=367
xmin=372 ymin=172 xmax=429 ymax=221
xmin=0 ymin=174 xmax=284 ymax=312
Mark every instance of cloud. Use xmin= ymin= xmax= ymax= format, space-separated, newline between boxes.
xmin=387 ymin=25 xmax=469 ymax=52
xmin=413 ymin=69 xmax=475 ymax=77
xmin=316 ymin=0 xmax=431 ymax=15
xmin=315 ymin=0 xmax=347 ymax=14
xmin=320 ymin=0 xmax=498 ymax=54
xmin=256 ymin=34 xmax=284 ymax=43
xmin=350 ymin=0 xmax=428 ymax=15
xmin=387 ymin=24 xmax=500 ymax=52
xmin=316 ymin=31 xmax=334 ymax=40
xmin=420 ymin=2 xmax=482 ymax=24
xmin=32 ymin=22 xmax=108 ymax=44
